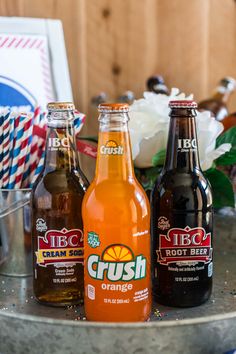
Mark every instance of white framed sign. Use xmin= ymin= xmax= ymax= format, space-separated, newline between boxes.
xmin=0 ymin=17 xmax=73 ymax=112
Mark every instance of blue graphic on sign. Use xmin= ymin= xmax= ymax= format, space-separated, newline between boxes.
xmin=0 ymin=75 xmax=37 ymax=111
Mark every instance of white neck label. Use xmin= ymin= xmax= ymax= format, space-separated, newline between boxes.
xmin=178 ymin=139 xmax=197 ymax=152
xmin=48 ymin=137 xmax=70 ymax=150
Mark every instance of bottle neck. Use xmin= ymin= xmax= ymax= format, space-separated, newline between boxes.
xmin=95 ymin=113 xmax=134 ymax=182
xmin=213 ymin=85 xmax=233 ymax=103
xmin=43 ymin=113 xmax=79 ymax=174
xmin=164 ymin=110 xmax=200 ymax=172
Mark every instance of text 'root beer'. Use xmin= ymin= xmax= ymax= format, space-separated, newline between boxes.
xmin=151 ymin=100 xmax=213 ymax=308
xmin=31 ymin=102 xmax=89 ymax=306
xmin=82 ymin=103 xmax=151 ymax=322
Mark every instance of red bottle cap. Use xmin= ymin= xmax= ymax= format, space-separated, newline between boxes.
xmin=169 ymin=100 xmax=198 ymax=108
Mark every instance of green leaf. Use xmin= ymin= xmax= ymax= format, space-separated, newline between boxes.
xmin=216 ymin=126 xmax=236 ymax=147
xmin=204 ymin=168 xmax=235 ymax=208
xmin=78 ymin=136 xmax=98 ymax=143
xmin=215 ymin=127 xmax=236 ymax=166
xmin=145 ymin=166 xmax=163 ymax=185
xmin=134 ymin=166 xmax=162 ymax=191
xmin=152 ymin=149 xmax=166 ymax=167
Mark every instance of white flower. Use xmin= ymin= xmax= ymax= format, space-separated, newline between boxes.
xmin=129 ymin=89 xmax=231 ymax=171
xmin=195 ymin=110 xmax=231 ymax=170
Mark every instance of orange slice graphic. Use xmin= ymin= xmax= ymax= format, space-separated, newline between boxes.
xmin=102 ymin=245 xmax=133 ymax=262
xmin=105 ymin=140 xmax=117 ymax=148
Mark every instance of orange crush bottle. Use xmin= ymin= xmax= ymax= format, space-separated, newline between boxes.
xmin=82 ymin=103 xmax=151 ymax=322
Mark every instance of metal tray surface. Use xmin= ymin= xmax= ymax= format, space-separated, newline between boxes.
xmin=0 ymin=215 xmax=235 ymax=354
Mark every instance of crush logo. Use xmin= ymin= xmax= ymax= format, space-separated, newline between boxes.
xmin=87 ymin=244 xmax=146 ymax=281
xmin=178 ymin=139 xmax=197 ymax=152
xmin=157 ymin=226 xmax=212 ymax=265
xmin=100 ymin=140 xmax=123 ymax=155
xmin=48 ymin=137 xmax=70 ymax=150
xmin=36 ymin=228 xmax=84 ymax=267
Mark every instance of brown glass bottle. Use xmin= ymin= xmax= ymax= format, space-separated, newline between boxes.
xmin=151 ymin=100 xmax=213 ymax=307
xmin=222 ymin=112 xmax=236 ymax=132
xmin=146 ymin=75 xmax=169 ymax=95
xmin=198 ymin=77 xmax=236 ymax=121
xmin=31 ymin=102 xmax=89 ymax=306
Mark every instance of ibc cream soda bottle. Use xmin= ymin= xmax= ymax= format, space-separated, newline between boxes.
xmin=31 ymin=102 xmax=89 ymax=306
xmin=82 ymin=103 xmax=151 ymax=322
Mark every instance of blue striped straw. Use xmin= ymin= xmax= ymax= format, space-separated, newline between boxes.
xmin=2 ymin=111 xmax=11 ymax=188
xmin=29 ymin=150 xmax=45 ymax=188
xmin=7 ymin=114 xmax=27 ymax=189
xmin=0 ymin=115 xmax=5 ymax=187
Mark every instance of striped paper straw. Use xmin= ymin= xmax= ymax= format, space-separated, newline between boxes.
xmin=0 ymin=115 xmax=4 ymax=188
xmin=28 ymin=109 xmax=46 ymax=188
xmin=7 ymin=114 xmax=29 ymax=189
xmin=14 ymin=114 xmax=33 ymax=189
xmin=30 ymin=150 xmax=45 ymax=188
xmin=27 ymin=119 xmax=46 ymax=187
xmin=2 ymin=112 xmax=11 ymax=188
xmin=9 ymin=114 xmax=16 ymax=153
xmin=22 ymin=108 xmax=41 ymax=187
xmin=74 ymin=111 xmax=85 ymax=136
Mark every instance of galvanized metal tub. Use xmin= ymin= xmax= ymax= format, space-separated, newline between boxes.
xmin=0 ymin=215 xmax=235 ymax=354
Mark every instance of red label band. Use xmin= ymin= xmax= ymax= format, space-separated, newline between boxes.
xmin=77 ymin=140 xmax=97 ymax=158
xmin=158 ymin=226 xmax=212 ymax=266
xmin=36 ymin=228 xmax=84 ymax=267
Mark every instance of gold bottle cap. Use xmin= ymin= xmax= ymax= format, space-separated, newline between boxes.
xmin=47 ymin=102 xmax=75 ymax=111
xmin=98 ymin=103 xmax=129 ymax=113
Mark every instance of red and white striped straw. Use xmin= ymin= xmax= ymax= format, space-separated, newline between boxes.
xmin=14 ymin=114 xmax=33 ymax=189
xmin=22 ymin=107 xmax=40 ymax=187
xmin=2 ymin=113 xmax=11 ymax=188
xmin=31 ymin=149 xmax=45 ymax=186
xmin=0 ymin=120 xmax=3 ymax=189
xmin=8 ymin=114 xmax=28 ymax=189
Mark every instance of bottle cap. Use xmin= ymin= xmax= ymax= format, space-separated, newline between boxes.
xmin=219 ymin=77 xmax=236 ymax=91
xmin=98 ymin=103 xmax=129 ymax=113
xmin=118 ymin=91 xmax=135 ymax=103
xmin=169 ymin=100 xmax=198 ymax=109
xmin=47 ymin=102 xmax=75 ymax=111
xmin=91 ymin=92 xmax=108 ymax=106
xmin=147 ymin=75 xmax=168 ymax=93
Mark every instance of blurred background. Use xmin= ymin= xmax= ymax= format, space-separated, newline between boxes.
xmin=1 ymin=0 xmax=236 ymax=184
xmin=1 ymin=0 xmax=236 ymax=135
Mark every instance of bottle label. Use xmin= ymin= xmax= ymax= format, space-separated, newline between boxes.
xmin=157 ymin=226 xmax=212 ymax=266
xmin=48 ymin=137 xmax=70 ymax=150
xmin=36 ymin=227 xmax=84 ymax=267
xmin=158 ymin=216 xmax=170 ymax=230
xmin=100 ymin=140 xmax=123 ymax=155
xmin=178 ymin=138 xmax=197 ymax=152
xmin=87 ymin=243 xmax=147 ymax=282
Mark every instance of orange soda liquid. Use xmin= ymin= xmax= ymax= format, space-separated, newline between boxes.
xmin=82 ymin=128 xmax=151 ymax=322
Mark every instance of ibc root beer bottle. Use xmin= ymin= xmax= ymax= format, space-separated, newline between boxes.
xmin=151 ymin=100 xmax=213 ymax=307
xmin=82 ymin=103 xmax=151 ymax=322
xmin=31 ymin=102 xmax=89 ymax=306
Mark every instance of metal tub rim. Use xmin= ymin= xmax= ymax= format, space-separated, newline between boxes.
xmin=1 ymin=306 xmax=236 ymax=329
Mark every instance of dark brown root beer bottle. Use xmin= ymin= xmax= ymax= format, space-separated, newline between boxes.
xmin=31 ymin=102 xmax=89 ymax=306
xmin=151 ymin=100 xmax=213 ymax=307
xmin=198 ymin=77 xmax=236 ymax=121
